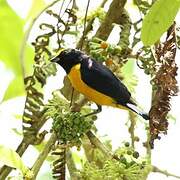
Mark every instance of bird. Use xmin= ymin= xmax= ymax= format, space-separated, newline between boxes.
xmin=51 ymin=48 xmax=149 ymax=120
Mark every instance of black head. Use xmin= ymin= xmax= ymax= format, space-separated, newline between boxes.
xmin=51 ymin=49 xmax=82 ymax=73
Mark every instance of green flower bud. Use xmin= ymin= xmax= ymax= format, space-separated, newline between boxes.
xmin=133 ymin=151 xmax=139 ymax=159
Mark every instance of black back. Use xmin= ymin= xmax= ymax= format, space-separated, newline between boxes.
xmin=80 ymin=56 xmax=132 ymax=105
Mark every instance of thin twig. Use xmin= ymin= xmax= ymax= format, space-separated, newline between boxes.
xmin=71 ymin=96 xmax=88 ymax=112
xmin=76 ymin=0 xmax=108 ymax=50
xmin=86 ymin=130 xmax=119 ymax=160
xmin=152 ymin=166 xmax=180 ymax=179
xmin=78 ymin=0 xmax=91 ymax=50
xmin=69 ymin=88 xmax=74 ymax=107
xmin=57 ymin=0 xmax=74 ymax=48
xmin=76 ymin=18 xmax=95 ymax=49
xmin=57 ymin=0 xmax=65 ymax=49
xmin=100 ymin=0 xmax=108 ymax=7
xmin=66 ymin=150 xmax=80 ymax=179
xmin=59 ymin=0 xmax=72 ymax=19
xmin=31 ymin=132 xmax=57 ymax=179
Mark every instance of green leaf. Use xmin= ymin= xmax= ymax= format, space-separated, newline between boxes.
xmin=0 ymin=145 xmax=29 ymax=175
xmin=121 ymin=59 xmax=134 ymax=75
xmin=27 ymin=0 xmax=46 ymax=20
xmin=3 ymin=76 xmax=24 ymax=100
xmin=0 ymin=1 xmax=34 ymax=100
xmin=0 ymin=1 xmax=24 ymax=100
xmin=141 ymin=0 xmax=180 ymax=46
xmin=0 ymin=1 xmax=24 ymax=74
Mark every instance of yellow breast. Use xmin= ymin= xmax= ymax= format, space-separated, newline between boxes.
xmin=68 ymin=64 xmax=116 ymax=106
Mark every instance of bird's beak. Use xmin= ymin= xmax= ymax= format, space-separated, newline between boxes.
xmin=50 ymin=48 xmax=64 ymax=63
xmin=50 ymin=56 xmax=60 ymax=63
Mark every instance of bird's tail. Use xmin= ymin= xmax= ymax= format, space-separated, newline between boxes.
xmin=126 ymin=103 xmax=149 ymax=120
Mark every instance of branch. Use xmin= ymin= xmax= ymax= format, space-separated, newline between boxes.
xmin=95 ymin=0 xmax=127 ymax=40
xmin=152 ymin=166 xmax=180 ymax=179
xmin=76 ymin=0 xmax=108 ymax=49
xmin=31 ymin=132 xmax=57 ymax=179
xmin=85 ymin=132 xmax=180 ymax=180
xmin=100 ymin=0 xmax=108 ymax=7
xmin=76 ymin=17 xmax=95 ymax=50
xmin=66 ymin=150 xmax=80 ymax=179
xmin=0 ymin=115 xmax=49 ymax=178
xmin=78 ymin=0 xmax=91 ymax=50
xmin=86 ymin=130 xmax=119 ymax=160
xmin=71 ymin=96 xmax=88 ymax=112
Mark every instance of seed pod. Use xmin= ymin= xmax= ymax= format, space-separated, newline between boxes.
xmin=127 ymin=150 xmax=132 ymax=155
xmin=133 ymin=151 xmax=139 ymax=159
xmin=124 ymin=142 xmax=130 ymax=147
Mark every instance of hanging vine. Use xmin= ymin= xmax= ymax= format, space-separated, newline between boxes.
xmin=149 ymin=23 xmax=178 ymax=148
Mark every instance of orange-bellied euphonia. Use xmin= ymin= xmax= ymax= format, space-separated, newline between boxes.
xmin=51 ymin=49 xmax=149 ymax=120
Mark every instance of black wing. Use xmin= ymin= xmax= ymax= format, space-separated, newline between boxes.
xmin=80 ymin=57 xmax=132 ymax=105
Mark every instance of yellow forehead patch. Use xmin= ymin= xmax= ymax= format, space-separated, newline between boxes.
xmin=57 ymin=48 xmax=65 ymax=55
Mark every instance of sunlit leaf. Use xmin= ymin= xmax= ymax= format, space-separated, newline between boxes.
xmin=141 ymin=0 xmax=180 ymax=46
xmin=0 ymin=1 xmax=23 ymax=73
xmin=27 ymin=0 xmax=46 ymax=20
xmin=121 ymin=60 xmax=134 ymax=75
xmin=0 ymin=1 xmax=34 ymax=100
xmin=0 ymin=145 xmax=29 ymax=175
xmin=3 ymin=76 xmax=24 ymax=100
xmin=0 ymin=1 xmax=24 ymax=100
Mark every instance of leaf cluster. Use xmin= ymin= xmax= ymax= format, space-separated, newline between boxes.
xmin=79 ymin=143 xmax=152 ymax=180
xmin=45 ymin=93 xmax=95 ymax=148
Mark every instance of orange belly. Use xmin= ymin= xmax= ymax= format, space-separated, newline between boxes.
xmin=68 ymin=64 xmax=128 ymax=110
xmin=68 ymin=64 xmax=115 ymax=106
